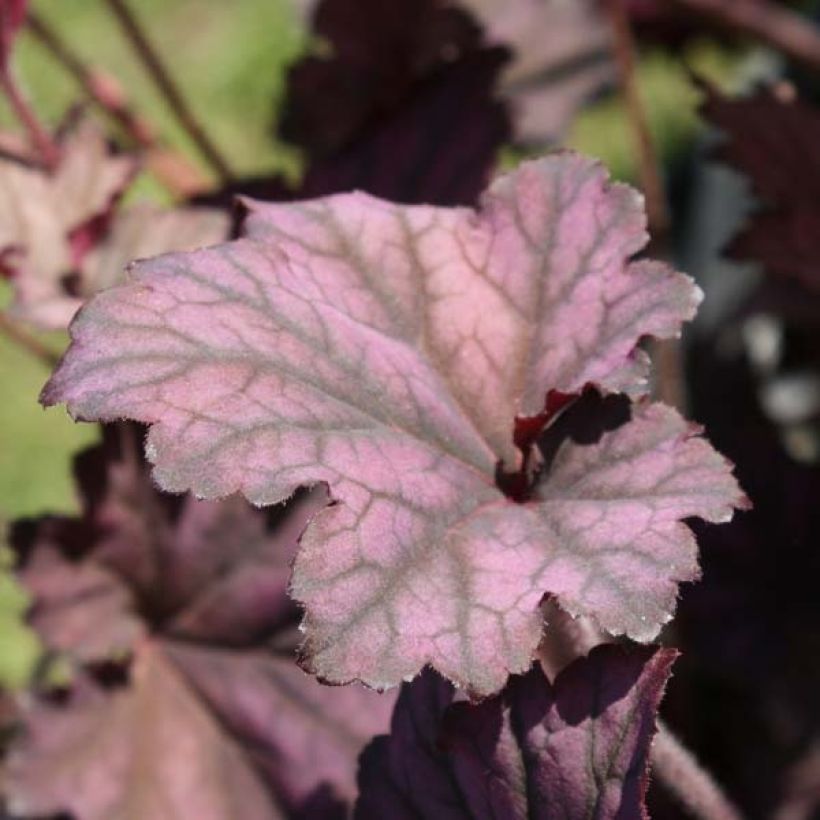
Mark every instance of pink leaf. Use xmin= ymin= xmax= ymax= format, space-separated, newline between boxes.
xmin=43 ymin=154 xmax=745 ymax=696
xmin=355 ymin=644 xmax=677 ymax=819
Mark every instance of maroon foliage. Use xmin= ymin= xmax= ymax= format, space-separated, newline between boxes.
xmin=701 ymin=82 xmax=820 ymax=292
xmin=356 ymin=644 xmax=677 ymax=819
xmin=6 ymin=426 xmax=395 ymax=820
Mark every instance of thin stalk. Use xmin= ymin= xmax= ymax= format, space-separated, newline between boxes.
xmin=604 ymin=0 xmax=686 ymax=411
xmin=0 ymin=67 xmax=59 ymax=170
xmin=25 ymin=11 xmax=208 ymax=196
xmin=27 ymin=11 xmax=154 ymax=148
xmin=537 ymin=608 xmax=741 ymax=820
xmin=653 ymin=721 xmax=745 ymax=820
xmin=0 ymin=311 xmax=60 ymax=368
xmin=670 ymin=0 xmax=820 ymax=74
xmin=104 ymin=0 xmax=233 ymax=183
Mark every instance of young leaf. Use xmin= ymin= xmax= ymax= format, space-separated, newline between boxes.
xmin=43 ymin=154 xmax=745 ymax=696
xmin=1 ymin=115 xmax=229 ymax=330
xmin=700 ymin=82 xmax=820 ymax=292
xmin=6 ymin=426 xmax=395 ymax=819
xmin=356 ymin=644 xmax=677 ymax=819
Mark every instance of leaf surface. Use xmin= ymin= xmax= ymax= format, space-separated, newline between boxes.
xmin=355 ymin=644 xmax=677 ymax=819
xmin=44 ymin=155 xmax=744 ymax=695
xmin=7 ymin=427 xmax=395 ymax=819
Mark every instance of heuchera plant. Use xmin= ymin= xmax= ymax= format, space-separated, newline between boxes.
xmin=42 ymin=152 xmax=746 ymax=701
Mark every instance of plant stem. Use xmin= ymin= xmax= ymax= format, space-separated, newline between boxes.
xmin=670 ymin=0 xmax=820 ymax=74
xmin=653 ymin=721 xmax=744 ymax=820
xmin=537 ymin=606 xmax=741 ymax=820
xmin=0 ymin=67 xmax=59 ymax=170
xmin=27 ymin=11 xmax=154 ymax=148
xmin=104 ymin=0 xmax=233 ymax=184
xmin=25 ymin=11 xmax=208 ymax=197
xmin=0 ymin=311 xmax=60 ymax=368
xmin=604 ymin=0 xmax=686 ymax=411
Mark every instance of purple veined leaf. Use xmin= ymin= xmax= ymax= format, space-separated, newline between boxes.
xmin=43 ymin=153 xmax=746 ymax=696
xmin=355 ymin=643 xmax=678 ymax=819
xmin=6 ymin=426 xmax=396 ymax=819
xmin=0 ymin=0 xmax=27 ymax=71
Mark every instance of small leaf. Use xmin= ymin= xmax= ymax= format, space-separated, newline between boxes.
xmin=355 ymin=644 xmax=678 ymax=819
xmin=0 ymin=116 xmax=137 ymax=327
xmin=43 ymin=154 xmax=745 ymax=695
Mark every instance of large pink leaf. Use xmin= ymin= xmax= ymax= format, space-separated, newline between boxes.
xmin=355 ymin=644 xmax=677 ymax=819
xmin=43 ymin=154 xmax=745 ymax=696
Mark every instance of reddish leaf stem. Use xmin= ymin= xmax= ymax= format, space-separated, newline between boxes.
xmin=26 ymin=11 xmax=154 ymax=148
xmin=25 ymin=11 xmax=208 ymax=197
xmin=604 ymin=0 xmax=685 ymax=411
xmin=0 ymin=66 xmax=59 ymax=171
xmin=537 ymin=609 xmax=742 ymax=820
xmin=653 ymin=721 xmax=744 ymax=820
xmin=670 ymin=0 xmax=820 ymax=74
xmin=104 ymin=0 xmax=233 ymax=184
xmin=0 ymin=311 xmax=60 ymax=368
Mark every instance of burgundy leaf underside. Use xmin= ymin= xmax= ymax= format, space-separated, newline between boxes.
xmin=43 ymin=154 xmax=745 ymax=696
xmin=355 ymin=643 xmax=678 ymax=819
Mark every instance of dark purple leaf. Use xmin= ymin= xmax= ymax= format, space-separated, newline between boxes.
xmin=356 ymin=644 xmax=677 ymax=819
xmin=202 ymin=0 xmax=510 ymax=209
xmin=700 ymin=81 xmax=820 ymax=292
xmin=6 ymin=427 xmax=395 ymax=819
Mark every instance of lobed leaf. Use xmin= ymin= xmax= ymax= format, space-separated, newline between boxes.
xmin=355 ymin=644 xmax=678 ymax=819
xmin=43 ymin=154 xmax=745 ymax=695
xmin=0 ymin=117 xmax=136 ymax=304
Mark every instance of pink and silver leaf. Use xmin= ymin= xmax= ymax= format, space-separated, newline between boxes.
xmin=43 ymin=154 xmax=745 ymax=696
